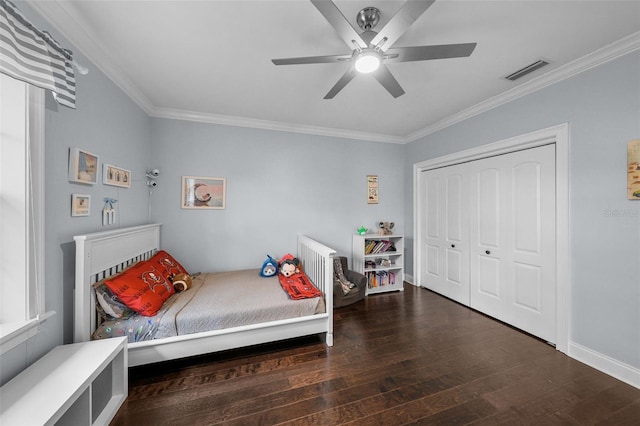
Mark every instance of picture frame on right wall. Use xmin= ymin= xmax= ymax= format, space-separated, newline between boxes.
xmin=628 ymin=139 xmax=640 ymax=200
xmin=367 ymin=175 xmax=379 ymax=204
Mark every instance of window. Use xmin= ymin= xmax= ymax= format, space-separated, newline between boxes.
xmin=0 ymin=73 xmax=47 ymax=354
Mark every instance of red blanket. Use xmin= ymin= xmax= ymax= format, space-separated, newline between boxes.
xmin=278 ymin=272 xmax=322 ymax=300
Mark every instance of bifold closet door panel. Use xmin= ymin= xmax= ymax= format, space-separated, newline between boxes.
xmin=469 ymin=164 xmax=509 ymax=322
xmin=420 ymin=165 xmax=470 ymax=305
xmin=469 ymin=144 xmax=556 ymax=343
xmin=421 ymin=171 xmax=447 ymax=295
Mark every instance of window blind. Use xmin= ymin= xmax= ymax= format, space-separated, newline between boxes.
xmin=0 ymin=0 xmax=76 ymax=108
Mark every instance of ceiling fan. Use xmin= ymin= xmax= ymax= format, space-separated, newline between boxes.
xmin=272 ymin=0 xmax=477 ymax=99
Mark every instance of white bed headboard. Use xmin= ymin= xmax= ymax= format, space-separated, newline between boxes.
xmin=73 ymin=223 xmax=161 ymax=342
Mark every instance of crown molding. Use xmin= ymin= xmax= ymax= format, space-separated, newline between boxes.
xmin=25 ymin=1 xmax=640 ymax=145
xmin=406 ymin=30 xmax=640 ymax=143
xmin=150 ymin=107 xmax=405 ymax=144
xmin=26 ymin=0 xmax=156 ymax=115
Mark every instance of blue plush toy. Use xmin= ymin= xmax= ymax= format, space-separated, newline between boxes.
xmin=260 ymin=255 xmax=278 ymax=277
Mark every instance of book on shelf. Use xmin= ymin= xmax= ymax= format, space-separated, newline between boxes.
xmin=364 ymin=239 xmax=397 ymax=255
xmin=366 ymin=270 xmax=397 ymax=288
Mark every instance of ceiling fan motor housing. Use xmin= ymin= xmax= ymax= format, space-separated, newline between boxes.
xmin=357 ymin=7 xmax=380 ymax=32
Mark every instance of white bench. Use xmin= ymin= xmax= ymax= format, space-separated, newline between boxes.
xmin=0 ymin=337 xmax=127 ymax=425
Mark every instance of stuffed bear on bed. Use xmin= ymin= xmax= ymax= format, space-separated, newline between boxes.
xmin=171 ymin=273 xmax=193 ymax=292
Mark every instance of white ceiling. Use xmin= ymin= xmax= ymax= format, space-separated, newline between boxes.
xmin=28 ymin=0 xmax=640 ymax=143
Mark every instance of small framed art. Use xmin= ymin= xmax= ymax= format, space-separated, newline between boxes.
xmin=71 ymin=194 xmax=90 ymax=217
xmin=628 ymin=139 xmax=640 ymax=200
xmin=103 ymin=164 xmax=131 ymax=188
xmin=367 ymin=175 xmax=379 ymax=204
xmin=68 ymin=148 xmax=98 ymax=185
xmin=182 ymin=176 xmax=226 ymax=209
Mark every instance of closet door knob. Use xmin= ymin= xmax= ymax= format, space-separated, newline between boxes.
xmin=485 ymin=250 xmax=491 ymax=255
xmin=451 ymin=244 xmax=455 ymax=248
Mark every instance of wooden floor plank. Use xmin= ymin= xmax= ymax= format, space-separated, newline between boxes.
xmin=111 ymin=285 xmax=640 ymax=425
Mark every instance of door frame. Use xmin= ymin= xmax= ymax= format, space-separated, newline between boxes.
xmin=413 ymin=123 xmax=569 ymax=354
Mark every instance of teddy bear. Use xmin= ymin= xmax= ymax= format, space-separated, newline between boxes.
xmin=170 ymin=273 xmax=193 ymax=292
xmin=378 ymin=221 xmax=395 ymax=235
xmin=278 ymin=253 xmax=300 ymax=277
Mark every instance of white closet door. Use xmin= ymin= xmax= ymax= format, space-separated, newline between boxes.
xmin=420 ymin=164 xmax=470 ymax=305
xmin=421 ymin=170 xmax=447 ymax=295
xmin=469 ymin=144 xmax=556 ymax=342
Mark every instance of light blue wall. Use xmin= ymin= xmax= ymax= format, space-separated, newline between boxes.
xmin=404 ymin=51 xmax=640 ymax=369
xmin=149 ymin=118 xmax=404 ymax=273
xmin=3 ymin=0 xmax=637 ymax=388
xmin=0 ymin=2 xmax=152 ymax=386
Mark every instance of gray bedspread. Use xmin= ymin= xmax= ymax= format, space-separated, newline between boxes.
xmin=92 ymin=269 xmax=325 ymax=343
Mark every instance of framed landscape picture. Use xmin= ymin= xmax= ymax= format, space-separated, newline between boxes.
xmin=181 ymin=176 xmax=226 ymax=209
xmin=103 ymin=164 xmax=131 ymax=188
xmin=68 ymin=148 xmax=98 ymax=185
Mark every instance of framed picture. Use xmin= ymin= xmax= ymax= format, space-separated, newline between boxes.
xmin=103 ymin=164 xmax=131 ymax=188
xmin=71 ymin=194 xmax=90 ymax=217
xmin=367 ymin=174 xmax=379 ymax=204
xmin=628 ymin=139 xmax=640 ymax=200
xmin=68 ymin=148 xmax=98 ymax=185
xmin=182 ymin=176 xmax=226 ymax=209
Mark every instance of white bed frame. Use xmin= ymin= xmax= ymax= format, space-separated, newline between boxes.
xmin=74 ymin=224 xmax=336 ymax=366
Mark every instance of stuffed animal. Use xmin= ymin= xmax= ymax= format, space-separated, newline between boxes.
xmin=378 ymin=221 xmax=395 ymax=235
xmin=260 ymin=255 xmax=278 ymax=277
xmin=171 ymin=273 xmax=192 ymax=292
xmin=279 ymin=253 xmax=300 ymax=277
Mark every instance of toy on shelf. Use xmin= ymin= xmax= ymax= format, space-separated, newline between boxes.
xmin=378 ymin=221 xmax=394 ymax=235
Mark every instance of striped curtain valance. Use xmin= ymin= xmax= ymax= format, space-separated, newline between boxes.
xmin=0 ymin=0 xmax=76 ymax=108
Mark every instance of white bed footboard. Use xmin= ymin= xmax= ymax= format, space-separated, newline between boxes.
xmin=298 ymin=234 xmax=336 ymax=346
xmin=73 ymin=224 xmax=336 ymax=365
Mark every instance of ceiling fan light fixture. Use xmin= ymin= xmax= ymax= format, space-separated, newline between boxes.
xmin=355 ymin=51 xmax=381 ymax=73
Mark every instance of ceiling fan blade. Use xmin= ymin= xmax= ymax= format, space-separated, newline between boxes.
xmin=310 ymin=0 xmax=367 ymax=49
xmin=272 ymin=54 xmax=352 ymax=65
xmin=371 ymin=0 xmax=435 ymax=51
xmin=384 ymin=43 xmax=477 ymax=63
xmin=373 ymin=65 xmax=405 ymax=98
xmin=324 ymin=65 xmax=358 ymax=99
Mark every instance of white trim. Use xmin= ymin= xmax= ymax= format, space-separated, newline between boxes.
xmin=0 ymin=311 xmax=55 ymax=355
xmin=413 ymin=123 xmax=570 ymax=354
xmin=26 ymin=1 xmax=640 ymax=144
xmin=0 ymin=320 xmax=38 ymax=355
xmin=27 ymin=84 xmax=45 ymax=318
xmin=0 ymin=78 xmax=47 ymax=353
xmin=405 ymin=31 xmax=640 ymax=142
xmin=151 ymin=107 xmax=405 ymax=144
xmin=569 ymin=341 xmax=640 ymax=389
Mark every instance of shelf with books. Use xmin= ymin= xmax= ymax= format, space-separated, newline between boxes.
xmin=353 ymin=234 xmax=404 ymax=295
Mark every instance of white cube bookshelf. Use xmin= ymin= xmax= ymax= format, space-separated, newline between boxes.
xmin=353 ymin=234 xmax=404 ymax=295
xmin=0 ymin=337 xmax=127 ymax=425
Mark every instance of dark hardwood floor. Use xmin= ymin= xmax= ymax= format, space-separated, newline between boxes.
xmin=112 ymin=284 xmax=640 ymax=425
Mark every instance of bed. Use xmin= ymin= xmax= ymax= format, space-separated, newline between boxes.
xmin=73 ymin=223 xmax=336 ymax=366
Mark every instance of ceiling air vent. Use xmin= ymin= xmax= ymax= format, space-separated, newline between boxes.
xmin=505 ymin=59 xmax=550 ymax=81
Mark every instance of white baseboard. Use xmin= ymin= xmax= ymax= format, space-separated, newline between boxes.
xmin=568 ymin=341 xmax=640 ymax=389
